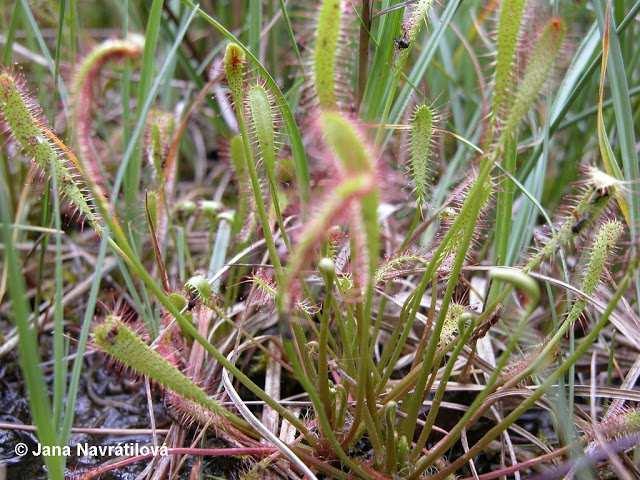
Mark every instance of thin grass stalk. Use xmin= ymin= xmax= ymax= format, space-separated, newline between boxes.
xmin=411 ymin=315 xmax=476 ymax=457
xmin=49 ymin=13 xmax=68 ymax=427
xmin=400 ymin=165 xmax=492 ymax=439
xmin=318 ymin=258 xmax=335 ymax=425
xmin=383 ymin=402 xmax=398 ymax=474
xmin=277 ymin=0 xmax=303 ymax=66
xmin=32 ymin=186 xmax=51 ymax=349
xmin=283 ymin=340 xmax=383 ymax=480
xmin=49 ymin=160 xmax=66 ymax=435
xmin=53 ymin=0 xmax=65 ymax=93
xmin=400 ymin=216 xmax=477 ymax=440
xmin=2 ymin=1 xmax=20 ymax=64
xmin=376 ymin=160 xmax=490 ymax=393
xmin=0 ymin=181 xmax=64 ymax=480
xmin=364 ymin=383 xmax=386 ymax=464
xmin=59 ymin=235 xmax=108 ymax=446
xmin=67 ymin=0 xmax=78 ymax=62
xmin=357 ymin=0 xmax=372 ymax=106
xmin=248 ymin=0 xmax=261 ymax=57
xmin=17 ymin=0 xmax=69 ymax=107
xmin=123 ymin=0 xmax=162 ymax=231
xmin=490 ymin=132 xmax=517 ymax=304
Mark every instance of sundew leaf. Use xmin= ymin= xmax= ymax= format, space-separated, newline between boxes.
xmin=180 ymin=0 xmax=310 ymax=204
xmin=314 ymin=0 xmax=343 ymax=110
xmin=0 ymin=71 xmax=99 ymax=229
xmin=93 ymin=316 xmax=248 ymax=431
xmin=502 ymin=17 xmax=566 ymax=137
xmin=409 ymin=104 xmax=435 ymax=206
xmin=492 ymin=0 xmax=527 ymax=128
xmin=72 ymin=35 xmax=144 ymax=185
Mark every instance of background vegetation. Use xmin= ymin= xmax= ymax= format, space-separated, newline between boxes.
xmin=0 ymin=0 xmax=639 ymax=478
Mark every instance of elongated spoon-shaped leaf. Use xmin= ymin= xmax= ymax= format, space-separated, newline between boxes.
xmin=0 ymin=71 xmax=99 ymax=228
xmin=503 ymin=18 xmax=566 ymax=136
xmin=314 ymin=0 xmax=343 ymax=109
xmin=94 ymin=316 xmax=248 ymax=432
xmin=409 ymin=104 xmax=435 ymax=205
xmin=492 ymin=0 xmax=527 ymax=125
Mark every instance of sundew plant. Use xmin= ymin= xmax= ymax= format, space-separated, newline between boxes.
xmin=1 ymin=1 xmax=640 ymax=479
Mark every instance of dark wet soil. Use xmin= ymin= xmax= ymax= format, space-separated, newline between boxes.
xmin=0 ymin=351 xmax=244 ymax=479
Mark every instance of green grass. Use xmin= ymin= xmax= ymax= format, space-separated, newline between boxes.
xmin=0 ymin=177 xmax=64 ymax=479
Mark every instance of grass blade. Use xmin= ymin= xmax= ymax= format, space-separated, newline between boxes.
xmin=0 ymin=173 xmax=64 ymax=480
xmin=123 ymin=0 xmax=163 ymax=228
xmin=594 ymin=1 xmax=639 ymax=238
xmin=58 ymin=236 xmax=109 ymax=446
xmin=385 ymin=0 xmax=462 ymax=144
